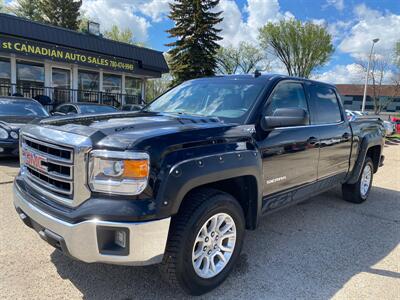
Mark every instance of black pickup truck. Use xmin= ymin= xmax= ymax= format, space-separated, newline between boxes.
xmin=13 ymin=74 xmax=385 ymax=295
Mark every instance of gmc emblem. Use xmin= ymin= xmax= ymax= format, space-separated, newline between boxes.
xmin=22 ymin=148 xmax=48 ymax=172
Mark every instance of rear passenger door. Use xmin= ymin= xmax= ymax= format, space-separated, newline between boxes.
xmin=307 ymin=84 xmax=352 ymax=181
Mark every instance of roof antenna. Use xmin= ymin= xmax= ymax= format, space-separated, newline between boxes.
xmin=254 ymin=69 xmax=262 ymax=78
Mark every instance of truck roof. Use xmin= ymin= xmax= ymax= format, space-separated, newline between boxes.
xmin=191 ymin=74 xmax=337 ymax=89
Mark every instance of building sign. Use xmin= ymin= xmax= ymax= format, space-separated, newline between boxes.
xmin=0 ymin=35 xmax=136 ymax=72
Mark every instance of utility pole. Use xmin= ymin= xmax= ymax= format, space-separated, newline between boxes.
xmin=361 ymin=38 xmax=379 ymax=113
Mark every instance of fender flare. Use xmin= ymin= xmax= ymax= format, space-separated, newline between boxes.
xmin=156 ymin=150 xmax=263 ymax=222
xmin=346 ymin=133 xmax=383 ymax=184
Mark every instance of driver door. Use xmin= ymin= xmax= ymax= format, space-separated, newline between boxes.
xmin=257 ymin=81 xmax=320 ymax=212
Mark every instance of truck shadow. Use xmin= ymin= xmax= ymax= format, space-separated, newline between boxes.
xmin=0 ymin=157 xmax=19 ymax=167
xmin=50 ymin=186 xmax=400 ymax=300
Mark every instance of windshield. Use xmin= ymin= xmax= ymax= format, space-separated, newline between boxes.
xmin=145 ymin=80 xmax=265 ymax=123
xmin=0 ymin=100 xmax=49 ymax=117
xmin=79 ymin=105 xmax=117 ymax=114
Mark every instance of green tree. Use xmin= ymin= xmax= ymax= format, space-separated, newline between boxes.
xmin=166 ymin=0 xmax=223 ymax=85
xmin=396 ymin=41 xmax=400 ymax=67
xmin=216 ymin=42 xmax=267 ymax=74
xmin=77 ymin=14 xmax=89 ymax=33
xmin=259 ymin=19 xmax=334 ymax=78
xmin=104 ymin=25 xmax=134 ymax=44
xmin=38 ymin=0 xmax=82 ymax=30
xmin=10 ymin=0 xmax=43 ymax=21
xmin=216 ymin=46 xmax=240 ymax=75
xmin=145 ymin=75 xmax=173 ymax=103
xmin=0 ymin=0 xmax=5 ymax=13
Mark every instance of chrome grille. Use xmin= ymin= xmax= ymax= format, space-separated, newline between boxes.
xmin=23 ymin=137 xmax=73 ymax=162
xmin=21 ymin=136 xmax=74 ymax=201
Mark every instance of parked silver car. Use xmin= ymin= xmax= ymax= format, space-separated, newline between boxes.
xmin=383 ymin=120 xmax=395 ymax=136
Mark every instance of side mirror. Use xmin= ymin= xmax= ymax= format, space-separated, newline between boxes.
xmin=261 ymin=108 xmax=309 ymax=131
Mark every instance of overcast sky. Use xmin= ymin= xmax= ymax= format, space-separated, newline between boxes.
xmin=7 ymin=0 xmax=400 ymax=84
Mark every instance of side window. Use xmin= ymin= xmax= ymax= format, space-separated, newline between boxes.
xmin=57 ymin=105 xmax=69 ymax=114
xmin=309 ymin=85 xmax=342 ymax=124
xmin=66 ymin=105 xmax=77 ymax=114
xmin=265 ymin=82 xmax=308 ymax=116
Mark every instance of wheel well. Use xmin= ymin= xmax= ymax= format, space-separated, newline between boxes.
xmin=366 ymin=145 xmax=381 ymax=172
xmin=179 ymin=176 xmax=258 ymax=230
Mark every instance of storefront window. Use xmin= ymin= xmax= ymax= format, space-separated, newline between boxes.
xmin=0 ymin=58 xmax=11 ymax=96
xmin=102 ymin=73 xmax=122 ymax=106
xmin=78 ymin=70 xmax=99 ymax=103
xmin=17 ymin=61 xmax=44 ymax=86
xmin=0 ymin=58 xmax=11 ymax=84
xmin=52 ymin=68 xmax=71 ymax=105
xmin=103 ymin=73 xmax=122 ymax=94
xmin=52 ymin=68 xmax=70 ymax=89
xmin=17 ymin=61 xmax=45 ymax=98
xmin=125 ymin=76 xmax=142 ymax=104
xmin=78 ymin=70 xmax=99 ymax=91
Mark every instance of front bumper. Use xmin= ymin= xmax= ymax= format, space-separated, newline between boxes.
xmin=0 ymin=140 xmax=19 ymax=157
xmin=14 ymin=183 xmax=171 ymax=266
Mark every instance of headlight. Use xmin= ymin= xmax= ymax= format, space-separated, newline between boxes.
xmin=10 ymin=131 xmax=19 ymax=139
xmin=0 ymin=127 xmax=8 ymax=139
xmin=89 ymin=150 xmax=150 ymax=195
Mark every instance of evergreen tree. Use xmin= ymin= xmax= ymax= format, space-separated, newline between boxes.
xmin=166 ymin=0 xmax=223 ymax=85
xmin=38 ymin=0 xmax=82 ymax=30
xmin=10 ymin=0 xmax=43 ymax=21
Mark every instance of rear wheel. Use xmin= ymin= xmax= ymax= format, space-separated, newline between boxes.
xmin=342 ymin=157 xmax=374 ymax=204
xmin=160 ymin=188 xmax=245 ymax=295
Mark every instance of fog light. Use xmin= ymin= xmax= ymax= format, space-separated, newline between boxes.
xmin=97 ymin=226 xmax=129 ymax=255
xmin=115 ymin=230 xmax=127 ymax=248
xmin=0 ymin=147 xmax=3 ymax=152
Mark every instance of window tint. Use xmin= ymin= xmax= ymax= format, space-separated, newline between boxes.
xmin=265 ymin=82 xmax=308 ymax=116
xmin=309 ymin=85 xmax=342 ymax=124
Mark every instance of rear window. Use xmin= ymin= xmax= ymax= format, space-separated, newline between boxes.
xmin=0 ymin=99 xmax=49 ymax=117
xmin=309 ymin=85 xmax=342 ymax=124
xmin=79 ymin=105 xmax=117 ymax=114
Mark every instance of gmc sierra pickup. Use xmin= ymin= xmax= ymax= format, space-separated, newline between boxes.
xmin=13 ymin=74 xmax=385 ymax=295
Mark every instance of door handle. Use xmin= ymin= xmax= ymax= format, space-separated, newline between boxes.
xmin=342 ymin=132 xmax=350 ymax=139
xmin=307 ymin=137 xmax=318 ymax=145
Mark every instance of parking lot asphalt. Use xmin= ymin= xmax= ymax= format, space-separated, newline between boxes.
xmin=0 ymin=140 xmax=399 ymax=300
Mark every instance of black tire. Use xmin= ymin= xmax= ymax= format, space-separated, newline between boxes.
xmin=159 ymin=188 xmax=245 ymax=296
xmin=342 ymin=157 xmax=374 ymax=204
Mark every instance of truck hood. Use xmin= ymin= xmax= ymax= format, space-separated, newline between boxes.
xmin=38 ymin=112 xmax=251 ymax=150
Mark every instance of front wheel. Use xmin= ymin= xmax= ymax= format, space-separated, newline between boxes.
xmin=160 ymin=188 xmax=245 ymax=295
xmin=342 ymin=157 xmax=374 ymax=204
